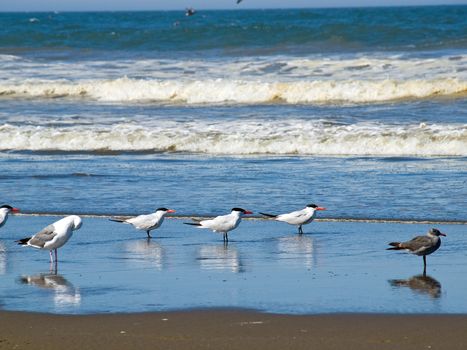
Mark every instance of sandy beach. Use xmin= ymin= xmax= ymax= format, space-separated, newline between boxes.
xmin=1 ymin=310 xmax=467 ymax=350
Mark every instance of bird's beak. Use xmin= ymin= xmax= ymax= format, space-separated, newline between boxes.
xmin=167 ymin=209 xmax=176 ymax=213
xmin=12 ymin=208 xmax=20 ymax=213
xmin=316 ymin=207 xmax=326 ymax=211
xmin=440 ymin=233 xmax=446 ymax=237
xmin=244 ymin=210 xmax=253 ymax=215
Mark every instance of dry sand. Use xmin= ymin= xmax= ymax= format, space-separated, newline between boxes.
xmin=1 ymin=310 xmax=466 ymax=350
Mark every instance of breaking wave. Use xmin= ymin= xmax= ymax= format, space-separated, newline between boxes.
xmin=0 ymin=121 xmax=465 ymax=156
xmin=1 ymin=77 xmax=466 ymax=105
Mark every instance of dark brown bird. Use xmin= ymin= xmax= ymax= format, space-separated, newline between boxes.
xmin=387 ymin=228 xmax=446 ymax=275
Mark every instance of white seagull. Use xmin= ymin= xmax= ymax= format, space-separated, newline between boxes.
xmin=260 ymin=203 xmax=326 ymax=234
xmin=0 ymin=204 xmax=20 ymax=229
xmin=387 ymin=228 xmax=446 ymax=275
xmin=184 ymin=208 xmax=253 ymax=242
xmin=109 ymin=208 xmax=176 ymax=238
xmin=16 ymin=215 xmax=83 ymax=264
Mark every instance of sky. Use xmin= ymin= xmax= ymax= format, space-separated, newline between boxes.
xmin=0 ymin=0 xmax=466 ymax=11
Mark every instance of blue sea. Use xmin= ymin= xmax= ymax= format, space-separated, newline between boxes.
xmin=0 ymin=6 xmax=466 ymax=220
xmin=0 ymin=6 xmax=466 ymax=314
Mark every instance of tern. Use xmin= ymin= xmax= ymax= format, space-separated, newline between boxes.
xmin=387 ymin=228 xmax=446 ymax=275
xmin=0 ymin=204 xmax=20 ymax=229
xmin=16 ymin=215 xmax=82 ymax=264
xmin=184 ymin=208 xmax=253 ymax=243
xmin=110 ymin=208 xmax=176 ymax=238
xmin=260 ymin=203 xmax=326 ymax=234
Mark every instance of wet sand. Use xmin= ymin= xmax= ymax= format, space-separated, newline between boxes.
xmin=1 ymin=310 xmax=467 ymax=350
xmin=1 ymin=217 xmax=466 ymax=314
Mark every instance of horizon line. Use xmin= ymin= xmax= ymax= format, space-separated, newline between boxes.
xmin=0 ymin=3 xmax=466 ymax=13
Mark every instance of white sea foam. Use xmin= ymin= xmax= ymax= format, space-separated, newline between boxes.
xmin=1 ymin=53 xmax=466 ymax=105
xmin=0 ymin=54 xmax=22 ymax=62
xmin=1 ymin=77 xmax=466 ymax=104
xmin=1 ymin=121 xmax=465 ymax=156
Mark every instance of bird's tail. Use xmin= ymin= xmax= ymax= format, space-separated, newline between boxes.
xmin=388 ymin=279 xmax=407 ymax=287
xmin=259 ymin=212 xmax=277 ymax=218
xmin=184 ymin=222 xmax=202 ymax=226
xmin=386 ymin=242 xmax=402 ymax=250
xmin=109 ymin=218 xmax=126 ymax=223
xmin=16 ymin=237 xmax=31 ymax=245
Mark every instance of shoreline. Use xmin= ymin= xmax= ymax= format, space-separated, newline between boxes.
xmin=1 ymin=310 xmax=467 ymax=349
xmin=12 ymin=212 xmax=467 ymax=225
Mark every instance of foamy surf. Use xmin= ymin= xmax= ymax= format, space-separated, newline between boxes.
xmin=1 ymin=77 xmax=466 ymax=104
xmin=1 ymin=121 xmax=465 ymax=156
xmin=0 ymin=78 xmax=467 ymax=104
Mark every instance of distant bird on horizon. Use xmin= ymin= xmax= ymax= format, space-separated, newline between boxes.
xmin=16 ymin=215 xmax=82 ymax=264
xmin=0 ymin=204 xmax=20 ymax=229
xmin=260 ymin=204 xmax=326 ymax=234
xmin=110 ymin=208 xmax=176 ymax=238
xmin=387 ymin=228 xmax=446 ymax=274
xmin=184 ymin=208 xmax=253 ymax=243
xmin=185 ymin=7 xmax=196 ymax=16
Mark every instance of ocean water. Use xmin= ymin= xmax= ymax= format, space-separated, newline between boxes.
xmin=1 ymin=6 xmax=466 ymax=220
xmin=0 ymin=6 xmax=466 ymax=314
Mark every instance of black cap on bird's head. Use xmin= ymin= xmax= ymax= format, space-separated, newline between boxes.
xmin=429 ymin=228 xmax=446 ymax=237
xmin=156 ymin=207 xmax=176 ymax=213
xmin=1 ymin=204 xmax=20 ymax=212
xmin=231 ymin=207 xmax=253 ymax=215
xmin=306 ymin=203 xmax=326 ymax=211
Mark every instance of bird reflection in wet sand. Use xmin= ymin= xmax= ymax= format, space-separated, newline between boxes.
xmin=198 ymin=244 xmax=243 ymax=273
xmin=19 ymin=272 xmax=81 ymax=307
xmin=125 ymin=238 xmax=165 ymax=270
xmin=389 ymin=274 xmax=442 ymax=299
xmin=277 ymin=235 xmax=316 ymax=269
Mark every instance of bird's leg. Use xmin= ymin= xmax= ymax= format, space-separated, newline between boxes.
xmin=298 ymin=225 xmax=303 ymax=234
xmin=49 ymin=250 xmax=54 ymax=264
xmin=54 ymin=249 xmax=58 ymax=263
xmin=49 ymin=261 xmax=56 ymax=274
xmin=423 ymin=255 xmax=427 ymax=276
xmin=146 ymin=230 xmax=152 ymax=239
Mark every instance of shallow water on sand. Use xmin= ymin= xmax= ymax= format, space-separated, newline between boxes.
xmin=0 ymin=216 xmax=465 ymax=314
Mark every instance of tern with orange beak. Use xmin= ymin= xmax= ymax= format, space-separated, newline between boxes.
xmin=260 ymin=203 xmax=326 ymax=234
xmin=0 ymin=204 xmax=20 ymax=230
xmin=110 ymin=208 xmax=176 ymax=238
xmin=184 ymin=208 xmax=253 ymax=243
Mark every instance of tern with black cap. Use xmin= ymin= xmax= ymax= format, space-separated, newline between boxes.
xmin=184 ymin=208 xmax=253 ymax=243
xmin=110 ymin=208 xmax=176 ymax=238
xmin=260 ymin=203 xmax=326 ymax=234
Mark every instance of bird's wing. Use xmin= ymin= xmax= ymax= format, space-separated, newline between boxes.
xmin=277 ymin=209 xmax=308 ymax=224
xmin=127 ymin=214 xmax=154 ymax=229
xmin=201 ymin=214 xmax=232 ymax=231
xmin=27 ymin=225 xmax=57 ymax=248
xmin=400 ymin=236 xmax=432 ymax=251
